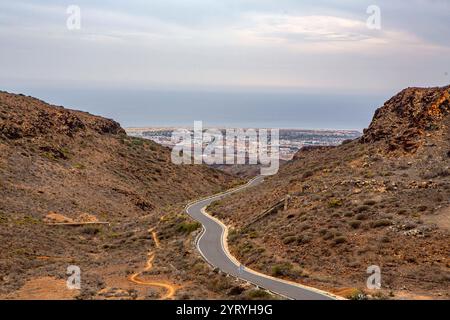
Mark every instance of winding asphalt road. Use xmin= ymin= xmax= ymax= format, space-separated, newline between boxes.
xmin=185 ymin=176 xmax=337 ymax=300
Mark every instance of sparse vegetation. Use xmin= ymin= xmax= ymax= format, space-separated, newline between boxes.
xmin=346 ymin=289 xmax=368 ymax=300
xmin=333 ymin=236 xmax=347 ymax=245
xmin=370 ymin=219 xmax=392 ymax=228
xmin=81 ymin=225 xmax=101 ymax=235
xmin=0 ymin=212 xmax=7 ymax=224
xmin=328 ymin=198 xmax=343 ymax=208
xmin=228 ymin=229 xmax=240 ymax=242
xmin=355 ymin=205 xmax=370 ymax=213
xmin=356 ymin=212 xmax=369 ymax=220
xmin=130 ymin=137 xmax=145 ymax=146
xmin=302 ymin=170 xmax=314 ymax=179
xmin=246 ymin=289 xmax=271 ymax=299
xmin=349 ymin=220 xmax=361 ymax=229
xmin=73 ymin=163 xmax=86 ymax=170
xmin=323 ymin=231 xmax=335 ymax=240
xmin=282 ymin=236 xmax=297 ymax=245
xmin=176 ymin=221 xmax=201 ymax=234
xmin=14 ymin=215 xmax=40 ymax=225
xmin=248 ymin=230 xmax=259 ymax=239
xmin=208 ymin=276 xmax=232 ymax=292
xmin=271 ymin=263 xmax=290 ymax=277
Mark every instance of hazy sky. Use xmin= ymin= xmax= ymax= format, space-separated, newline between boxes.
xmin=0 ymin=1 xmax=449 ymax=128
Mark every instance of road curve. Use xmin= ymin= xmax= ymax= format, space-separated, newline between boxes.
xmin=185 ymin=176 xmax=338 ymax=300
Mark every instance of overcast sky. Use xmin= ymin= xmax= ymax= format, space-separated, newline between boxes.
xmin=0 ymin=1 xmax=449 ymax=128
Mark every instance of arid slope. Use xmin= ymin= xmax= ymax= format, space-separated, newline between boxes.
xmin=0 ymin=91 xmax=246 ymax=299
xmin=209 ymin=86 xmax=450 ymax=299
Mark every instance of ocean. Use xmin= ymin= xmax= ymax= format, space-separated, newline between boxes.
xmin=4 ymin=87 xmax=389 ymax=131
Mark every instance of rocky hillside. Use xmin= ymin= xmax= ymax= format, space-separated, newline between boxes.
xmin=0 ymin=91 xmax=243 ymax=299
xmin=209 ymin=85 xmax=450 ymax=300
xmin=361 ymin=85 xmax=450 ymax=152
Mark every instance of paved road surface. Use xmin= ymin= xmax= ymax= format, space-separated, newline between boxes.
xmin=186 ymin=176 xmax=336 ymax=300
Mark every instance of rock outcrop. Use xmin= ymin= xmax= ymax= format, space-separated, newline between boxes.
xmin=361 ymin=85 xmax=450 ymax=152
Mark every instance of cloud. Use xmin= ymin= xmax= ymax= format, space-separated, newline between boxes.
xmin=235 ymin=12 xmax=441 ymax=53
xmin=0 ymin=0 xmax=448 ymax=93
xmin=241 ymin=14 xmax=369 ymax=42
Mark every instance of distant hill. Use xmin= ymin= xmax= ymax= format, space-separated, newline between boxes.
xmin=209 ymin=85 xmax=450 ymax=300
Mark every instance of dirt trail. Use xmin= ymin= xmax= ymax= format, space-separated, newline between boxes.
xmin=151 ymin=229 xmax=161 ymax=248
xmin=128 ymin=228 xmax=177 ymax=300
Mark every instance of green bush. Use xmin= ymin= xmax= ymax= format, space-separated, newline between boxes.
xmin=81 ymin=225 xmax=101 ymax=235
xmin=59 ymin=147 xmax=71 ymax=158
xmin=418 ymin=205 xmax=428 ymax=212
xmin=355 ymin=205 xmax=370 ymax=213
xmin=228 ymin=229 xmax=240 ymax=242
xmin=347 ymin=289 xmax=368 ymax=300
xmin=247 ymin=289 xmax=271 ymax=299
xmin=356 ymin=213 xmax=369 ymax=220
xmin=282 ymin=236 xmax=297 ymax=245
xmin=323 ymin=231 xmax=335 ymax=240
xmin=206 ymin=200 xmax=222 ymax=211
xmin=349 ymin=220 xmax=361 ymax=229
xmin=208 ymin=276 xmax=232 ymax=292
xmin=130 ymin=137 xmax=145 ymax=146
xmin=42 ymin=152 xmax=57 ymax=161
xmin=15 ymin=215 xmax=40 ymax=225
xmin=297 ymin=234 xmax=312 ymax=245
xmin=302 ymin=171 xmax=314 ymax=179
xmin=328 ymin=198 xmax=343 ymax=208
xmin=370 ymin=219 xmax=392 ymax=228
xmin=73 ymin=163 xmax=86 ymax=170
xmin=271 ymin=263 xmax=293 ymax=277
xmin=248 ymin=231 xmax=259 ymax=239
xmin=344 ymin=212 xmax=354 ymax=217
xmin=238 ymin=242 xmax=253 ymax=254
xmin=333 ymin=236 xmax=347 ymax=245
xmin=176 ymin=221 xmax=201 ymax=234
